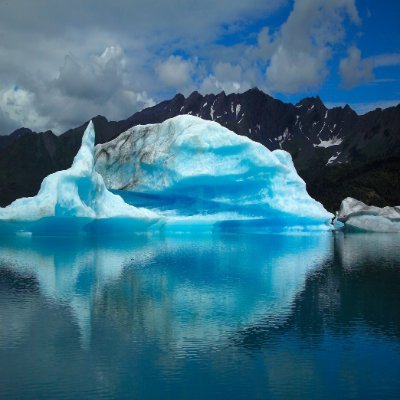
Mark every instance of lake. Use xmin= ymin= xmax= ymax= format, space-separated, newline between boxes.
xmin=0 ymin=232 xmax=399 ymax=399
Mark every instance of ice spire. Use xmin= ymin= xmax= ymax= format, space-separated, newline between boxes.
xmin=0 ymin=120 xmax=158 ymax=233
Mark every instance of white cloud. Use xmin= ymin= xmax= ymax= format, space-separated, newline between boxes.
xmin=214 ymin=62 xmax=242 ymax=82
xmin=266 ymin=46 xmax=330 ymax=93
xmin=155 ymin=56 xmax=194 ymax=88
xmin=200 ymin=62 xmax=253 ymax=94
xmin=0 ymin=0 xmax=286 ymax=46
xmin=201 ymin=76 xmax=241 ymax=94
xmin=0 ymin=87 xmax=47 ymax=131
xmin=340 ymin=48 xmax=400 ymax=88
xmin=0 ymin=0 xmax=395 ymax=133
xmin=0 ymin=0 xmax=287 ymax=133
xmin=54 ymin=46 xmax=133 ymax=104
xmin=0 ymin=46 xmax=154 ymax=133
xmin=265 ymin=0 xmax=361 ymax=93
xmin=339 ymin=46 xmax=374 ymax=88
xmin=0 ymin=107 xmax=18 ymax=135
xmin=373 ymin=53 xmax=400 ymax=68
xmin=242 ymin=27 xmax=277 ymax=62
xmin=193 ymin=0 xmax=362 ymax=95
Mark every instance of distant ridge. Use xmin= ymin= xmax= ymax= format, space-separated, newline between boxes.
xmin=0 ymin=88 xmax=399 ymax=211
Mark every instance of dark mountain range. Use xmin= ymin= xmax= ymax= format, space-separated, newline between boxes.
xmin=0 ymin=88 xmax=399 ymax=211
xmin=0 ymin=127 xmax=34 ymax=149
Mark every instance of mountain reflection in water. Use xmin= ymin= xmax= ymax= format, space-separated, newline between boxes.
xmin=0 ymin=232 xmax=399 ymax=399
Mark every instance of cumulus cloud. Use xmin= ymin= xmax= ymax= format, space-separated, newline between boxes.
xmin=200 ymin=62 xmax=254 ymax=94
xmin=0 ymin=0 xmax=396 ymax=133
xmin=266 ymin=46 xmax=330 ymax=93
xmin=155 ymin=56 xmax=194 ymax=88
xmin=0 ymin=46 xmax=154 ymax=133
xmin=265 ymin=0 xmax=360 ymax=93
xmin=0 ymin=87 xmax=48 ymax=132
xmin=193 ymin=0 xmax=362 ymax=95
xmin=0 ymin=0 xmax=286 ymax=133
xmin=55 ymin=46 xmax=126 ymax=101
xmin=340 ymin=47 xmax=400 ymax=88
xmin=339 ymin=47 xmax=374 ymax=88
xmin=0 ymin=89 xmax=35 ymax=134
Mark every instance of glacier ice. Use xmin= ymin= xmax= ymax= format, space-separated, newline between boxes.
xmin=95 ymin=115 xmax=333 ymax=231
xmin=337 ymin=197 xmax=400 ymax=232
xmin=0 ymin=121 xmax=158 ymax=235
xmin=0 ymin=115 xmax=333 ymax=236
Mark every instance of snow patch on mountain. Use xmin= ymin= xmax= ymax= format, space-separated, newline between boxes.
xmin=314 ymin=136 xmax=343 ymax=148
xmin=327 ymin=152 xmax=341 ymax=165
xmin=235 ymin=104 xmax=241 ymax=118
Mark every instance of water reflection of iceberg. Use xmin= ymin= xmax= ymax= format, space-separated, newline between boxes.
xmin=234 ymin=232 xmax=400 ymax=350
xmin=335 ymin=232 xmax=400 ymax=269
xmin=0 ymin=233 xmax=331 ymax=349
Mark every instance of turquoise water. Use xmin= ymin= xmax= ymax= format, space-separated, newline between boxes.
xmin=0 ymin=232 xmax=399 ymax=399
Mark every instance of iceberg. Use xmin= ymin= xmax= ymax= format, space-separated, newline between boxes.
xmin=95 ymin=115 xmax=333 ymax=231
xmin=0 ymin=121 xmax=158 ymax=235
xmin=337 ymin=197 xmax=400 ymax=233
xmin=0 ymin=115 xmax=333 ymax=236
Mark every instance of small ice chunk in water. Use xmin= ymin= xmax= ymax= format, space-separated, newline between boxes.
xmin=337 ymin=197 xmax=400 ymax=233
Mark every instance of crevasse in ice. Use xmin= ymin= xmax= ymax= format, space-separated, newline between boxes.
xmin=0 ymin=121 xmax=158 ymax=235
xmin=95 ymin=115 xmax=333 ymax=230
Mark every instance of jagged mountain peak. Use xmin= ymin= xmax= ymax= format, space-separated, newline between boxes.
xmin=296 ymin=96 xmax=326 ymax=110
xmin=343 ymin=103 xmax=356 ymax=113
xmin=186 ymin=90 xmax=203 ymax=101
xmin=91 ymin=115 xmax=109 ymax=123
xmin=172 ymin=93 xmax=185 ymax=101
xmin=10 ymin=127 xmax=34 ymax=137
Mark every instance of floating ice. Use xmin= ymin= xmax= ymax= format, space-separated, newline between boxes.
xmin=337 ymin=197 xmax=400 ymax=233
xmin=95 ymin=115 xmax=333 ymax=231
xmin=0 ymin=116 xmax=333 ymax=236
xmin=0 ymin=121 xmax=158 ymax=235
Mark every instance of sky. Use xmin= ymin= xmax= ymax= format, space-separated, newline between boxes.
xmin=0 ymin=0 xmax=399 ymax=134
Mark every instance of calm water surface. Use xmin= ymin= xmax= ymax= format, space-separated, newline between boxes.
xmin=0 ymin=232 xmax=399 ymax=399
